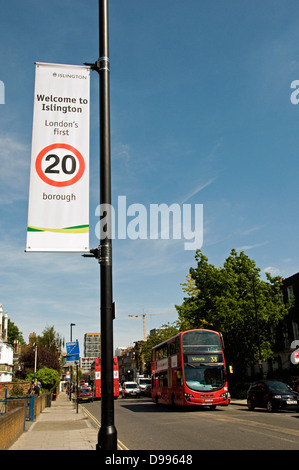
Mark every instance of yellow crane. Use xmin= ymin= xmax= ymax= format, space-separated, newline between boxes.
xmin=128 ymin=310 xmax=175 ymax=341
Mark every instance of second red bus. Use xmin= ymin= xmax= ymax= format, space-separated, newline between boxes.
xmin=90 ymin=357 xmax=119 ymax=399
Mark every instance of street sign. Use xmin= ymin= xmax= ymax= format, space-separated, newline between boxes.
xmin=66 ymin=341 xmax=80 ymax=363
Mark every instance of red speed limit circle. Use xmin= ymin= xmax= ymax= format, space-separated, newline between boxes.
xmin=35 ymin=143 xmax=85 ymax=187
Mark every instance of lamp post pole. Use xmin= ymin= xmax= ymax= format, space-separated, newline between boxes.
xmin=84 ymin=0 xmax=117 ymax=450
xmin=34 ymin=344 xmax=37 ymax=382
xmin=70 ymin=323 xmax=75 ymax=342
xmin=69 ymin=323 xmax=76 ymax=401
xmin=97 ymin=0 xmax=117 ymax=450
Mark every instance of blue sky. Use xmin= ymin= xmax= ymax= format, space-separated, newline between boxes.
xmin=0 ymin=0 xmax=298 ymax=355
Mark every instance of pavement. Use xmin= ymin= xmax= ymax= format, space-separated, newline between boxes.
xmin=9 ymin=392 xmax=99 ymax=451
xmin=8 ymin=392 xmax=247 ymax=451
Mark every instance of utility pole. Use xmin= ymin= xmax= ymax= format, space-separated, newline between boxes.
xmin=84 ymin=0 xmax=117 ymax=450
xmin=69 ymin=323 xmax=75 ymax=402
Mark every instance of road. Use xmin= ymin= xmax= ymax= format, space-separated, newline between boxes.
xmin=82 ymin=396 xmax=299 ymax=450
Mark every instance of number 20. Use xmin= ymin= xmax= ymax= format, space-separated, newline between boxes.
xmin=44 ymin=153 xmax=76 ymax=175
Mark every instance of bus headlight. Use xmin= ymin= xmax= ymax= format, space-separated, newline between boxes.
xmin=184 ymin=393 xmax=194 ymax=401
xmin=220 ymin=393 xmax=228 ymax=399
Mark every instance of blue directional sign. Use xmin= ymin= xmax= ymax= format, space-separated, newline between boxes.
xmin=66 ymin=341 xmax=80 ymax=362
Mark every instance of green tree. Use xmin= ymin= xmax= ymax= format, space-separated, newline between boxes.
xmin=17 ymin=345 xmax=61 ymax=380
xmin=7 ymin=319 xmax=25 ymax=345
xmin=135 ymin=325 xmax=179 ymax=375
xmin=175 ymin=249 xmax=289 ymax=378
xmin=37 ymin=325 xmax=65 ymax=353
xmin=36 ymin=366 xmax=60 ymax=392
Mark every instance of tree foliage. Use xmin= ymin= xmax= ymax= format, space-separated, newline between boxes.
xmin=135 ymin=325 xmax=179 ymax=375
xmin=36 ymin=366 xmax=60 ymax=392
xmin=37 ymin=325 xmax=65 ymax=353
xmin=175 ymin=249 xmax=289 ymax=377
xmin=16 ymin=325 xmax=63 ymax=380
xmin=18 ymin=345 xmax=61 ymax=378
xmin=7 ymin=319 xmax=25 ymax=345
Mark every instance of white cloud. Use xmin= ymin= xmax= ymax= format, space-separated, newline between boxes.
xmin=236 ymin=242 xmax=268 ymax=251
xmin=264 ymin=266 xmax=281 ymax=276
xmin=238 ymin=225 xmax=262 ymax=236
xmin=180 ymin=177 xmax=217 ymax=204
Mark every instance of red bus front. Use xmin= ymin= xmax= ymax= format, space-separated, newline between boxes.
xmin=151 ymin=329 xmax=229 ymax=408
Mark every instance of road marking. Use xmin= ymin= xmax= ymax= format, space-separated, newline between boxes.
xmin=81 ymin=405 xmax=129 ymax=450
xmin=244 ymin=426 xmax=298 ymax=444
xmin=200 ymin=411 xmax=299 ymax=439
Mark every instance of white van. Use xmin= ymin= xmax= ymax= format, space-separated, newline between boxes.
xmin=138 ymin=377 xmax=151 ymax=395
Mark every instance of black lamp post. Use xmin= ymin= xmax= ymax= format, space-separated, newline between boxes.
xmin=69 ymin=323 xmax=76 ymax=401
xmin=70 ymin=323 xmax=76 ymax=342
xmin=84 ymin=0 xmax=117 ymax=450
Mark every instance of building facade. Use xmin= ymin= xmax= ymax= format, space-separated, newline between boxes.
xmin=0 ymin=305 xmax=13 ymax=382
xmin=81 ymin=333 xmax=101 ymax=373
xmin=117 ymin=347 xmax=137 ymax=383
xmin=248 ymin=273 xmax=299 ymax=381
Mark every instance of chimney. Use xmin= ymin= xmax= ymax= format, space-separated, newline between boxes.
xmin=0 ymin=304 xmax=3 ymax=339
xmin=3 ymin=312 xmax=8 ymax=342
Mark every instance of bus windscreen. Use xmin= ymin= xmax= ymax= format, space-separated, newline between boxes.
xmin=183 ymin=330 xmax=225 ymax=392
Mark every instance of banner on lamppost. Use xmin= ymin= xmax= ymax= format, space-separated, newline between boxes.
xmin=26 ymin=62 xmax=90 ymax=252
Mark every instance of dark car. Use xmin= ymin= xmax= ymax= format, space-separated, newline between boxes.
xmin=247 ymin=380 xmax=299 ymax=412
xmin=77 ymin=386 xmax=94 ymax=402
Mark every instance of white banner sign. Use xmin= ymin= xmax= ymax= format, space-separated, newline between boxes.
xmin=26 ymin=62 xmax=90 ymax=252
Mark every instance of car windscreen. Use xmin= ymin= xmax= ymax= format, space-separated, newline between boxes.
xmin=267 ymin=382 xmax=292 ymax=393
xmin=139 ymin=379 xmax=151 ymax=385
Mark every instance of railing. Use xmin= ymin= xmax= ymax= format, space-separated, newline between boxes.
xmin=0 ymin=392 xmax=35 ymax=429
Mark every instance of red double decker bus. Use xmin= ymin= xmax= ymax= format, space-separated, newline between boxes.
xmin=90 ymin=357 xmax=119 ymax=399
xmin=151 ymin=329 xmax=229 ymax=409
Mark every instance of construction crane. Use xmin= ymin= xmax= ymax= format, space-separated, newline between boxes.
xmin=128 ymin=310 xmax=175 ymax=341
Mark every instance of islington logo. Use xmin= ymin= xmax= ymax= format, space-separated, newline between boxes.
xmin=52 ymin=72 xmax=88 ymax=80
xmin=0 ymin=80 xmax=4 ymax=104
xmin=95 ymin=196 xmax=203 ymax=251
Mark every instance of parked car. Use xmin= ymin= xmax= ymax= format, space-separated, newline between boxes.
xmin=78 ymin=386 xmax=94 ymax=402
xmin=247 ymin=380 xmax=299 ymax=412
xmin=121 ymin=381 xmax=141 ymax=398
